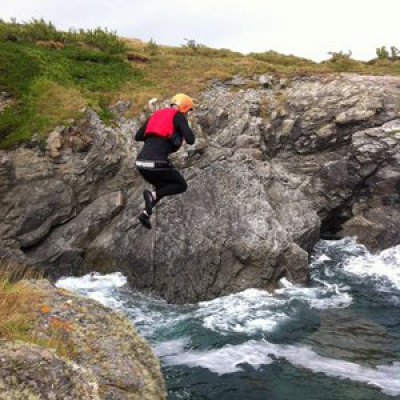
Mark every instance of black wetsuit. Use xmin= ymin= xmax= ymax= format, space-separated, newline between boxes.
xmin=135 ymin=112 xmax=195 ymax=203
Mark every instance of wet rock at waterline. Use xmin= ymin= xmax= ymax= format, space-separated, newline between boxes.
xmin=1 ymin=74 xmax=400 ymax=303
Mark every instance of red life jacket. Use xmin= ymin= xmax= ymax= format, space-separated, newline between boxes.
xmin=145 ymin=108 xmax=179 ymax=138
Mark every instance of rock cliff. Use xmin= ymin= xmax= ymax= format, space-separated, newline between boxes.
xmin=0 ymin=279 xmax=166 ymax=400
xmin=1 ymin=73 xmax=399 ymax=303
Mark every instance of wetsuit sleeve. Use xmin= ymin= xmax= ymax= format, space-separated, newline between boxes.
xmin=135 ymin=119 xmax=148 ymax=142
xmin=174 ymin=113 xmax=195 ymax=145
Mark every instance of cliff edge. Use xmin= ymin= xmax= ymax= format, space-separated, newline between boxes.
xmin=1 ymin=73 xmax=399 ymax=303
xmin=0 ymin=279 xmax=166 ymax=400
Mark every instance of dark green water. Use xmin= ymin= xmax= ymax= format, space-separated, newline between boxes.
xmin=57 ymin=238 xmax=400 ymax=400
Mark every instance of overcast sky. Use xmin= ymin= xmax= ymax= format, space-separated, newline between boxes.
xmin=1 ymin=0 xmax=398 ymax=61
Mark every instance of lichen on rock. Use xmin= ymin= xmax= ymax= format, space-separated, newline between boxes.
xmin=0 ymin=279 xmax=166 ymax=400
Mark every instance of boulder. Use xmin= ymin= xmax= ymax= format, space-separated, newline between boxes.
xmin=0 ymin=279 xmax=166 ymax=400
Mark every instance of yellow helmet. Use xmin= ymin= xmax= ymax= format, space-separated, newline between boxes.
xmin=171 ymin=93 xmax=193 ymax=114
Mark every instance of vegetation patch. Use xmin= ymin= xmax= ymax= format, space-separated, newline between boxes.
xmin=1 ymin=19 xmax=400 ymax=148
xmin=249 ymin=50 xmax=314 ymax=67
xmin=0 ymin=262 xmax=76 ymax=359
xmin=0 ymin=263 xmax=41 ymax=340
xmin=0 ymin=36 xmax=142 ymax=148
xmin=0 ymin=18 xmax=127 ymax=54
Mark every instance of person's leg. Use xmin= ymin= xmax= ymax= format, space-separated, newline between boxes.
xmin=137 ymin=168 xmax=163 ymax=204
xmin=136 ymin=167 xmax=188 ymax=216
xmin=153 ymin=168 xmax=187 ymax=204
xmin=136 ymin=168 xmax=160 ymax=223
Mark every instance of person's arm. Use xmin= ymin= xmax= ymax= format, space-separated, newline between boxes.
xmin=135 ymin=119 xmax=149 ymax=142
xmin=174 ymin=113 xmax=195 ymax=145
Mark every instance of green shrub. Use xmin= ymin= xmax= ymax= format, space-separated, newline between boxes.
xmin=0 ymin=41 xmax=40 ymax=95
xmin=0 ymin=106 xmax=31 ymax=143
xmin=321 ymin=50 xmax=365 ymax=72
xmin=182 ymin=38 xmax=205 ymax=53
xmin=376 ymin=46 xmax=400 ymax=61
xmin=0 ymin=18 xmax=62 ymax=42
xmin=0 ymin=19 xmax=127 ymax=55
xmin=97 ymin=96 xmax=115 ymax=125
xmin=146 ymin=38 xmax=159 ymax=56
xmin=327 ymin=50 xmax=353 ymax=62
xmin=391 ymin=46 xmax=400 ymax=59
xmin=376 ymin=46 xmax=390 ymax=60
xmin=70 ymin=27 xmax=127 ymax=54
xmin=62 ymin=46 xmax=122 ymax=63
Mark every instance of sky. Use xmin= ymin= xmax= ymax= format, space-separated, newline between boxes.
xmin=0 ymin=0 xmax=399 ymax=62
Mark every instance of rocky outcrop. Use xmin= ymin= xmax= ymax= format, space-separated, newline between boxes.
xmin=0 ymin=280 xmax=166 ymax=399
xmin=338 ymin=121 xmax=400 ymax=251
xmin=0 ymin=340 xmax=100 ymax=400
xmin=0 ymin=73 xmax=399 ymax=303
xmin=0 ymin=108 xmax=138 ymax=272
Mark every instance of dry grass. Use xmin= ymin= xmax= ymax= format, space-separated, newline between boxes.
xmin=0 ymin=262 xmax=42 ymax=284
xmin=118 ymin=40 xmax=272 ymax=113
xmin=121 ymin=37 xmax=146 ymax=48
xmin=2 ymin=30 xmax=400 ymax=147
xmin=33 ymin=80 xmax=86 ymax=136
xmin=118 ymin=37 xmax=400 ymax=114
xmin=0 ymin=262 xmax=76 ymax=359
xmin=36 ymin=81 xmax=86 ymax=117
xmin=0 ymin=263 xmax=42 ymax=339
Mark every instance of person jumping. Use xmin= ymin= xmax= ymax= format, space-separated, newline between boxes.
xmin=135 ymin=93 xmax=195 ymax=229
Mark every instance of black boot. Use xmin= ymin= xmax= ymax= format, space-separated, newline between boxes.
xmin=138 ymin=212 xmax=152 ymax=229
xmin=143 ymin=190 xmax=155 ymax=216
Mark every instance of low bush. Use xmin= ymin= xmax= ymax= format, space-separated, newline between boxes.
xmin=0 ymin=18 xmax=127 ymax=55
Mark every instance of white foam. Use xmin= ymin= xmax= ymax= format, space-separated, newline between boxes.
xmin=319 ymin=237 xmax=367 ymax=255
xmin=195 ymin=283 xmax=351 ymax=335
xmin=163 ymin=341 xmax=274 ymax=374
xmin=56 ymin=272 xmax=128 ymax=309
xmin=54 ymin=265 xmax=352 ymax=340
xmin=56 ymin=272 xmax=194 ymax=337
xmin=275 ymin=280 xmax=352 ymax=310
xmin=279 ymin=277 xmax=294 ymax=288
xmin=125 ymin=304 xmax=192 ymax=338
xmin=317 ymin=254 xmax=332 ymax=263
xmin=162 ymin=340 xmax=400 ymax=396
xmin=196 ymin=288 xmax=289 ymax=335
xmin=56 ymin=272 xmax=127 ymax=291
xmin=153 ymin=338 xmax=190 ymax=358
xmin=343 ymin=245 xmax=400 ymax=291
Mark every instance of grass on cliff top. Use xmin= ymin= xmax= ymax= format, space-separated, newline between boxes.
xmin=0 ymin=40 xmax=143 ymax=148
xmin=121 ymin=41 xmax=400 ymax=104
xmin=0 ymin=262 xmax=75 ymax=359
xmin=1 ymin=19 xmax=400 ymax=149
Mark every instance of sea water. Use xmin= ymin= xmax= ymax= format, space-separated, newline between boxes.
xmin=56 ymin=238 xmax=400 ymax=400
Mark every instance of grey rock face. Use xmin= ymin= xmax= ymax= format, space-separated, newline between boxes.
xmin=0 ymin=340 xmax=100 ymax=400
xmin=1 ymin=74 xmax=400 ymax=303
xmin=339 ymin=121 xmax=400 ymax=251
xmin=0 ymin=109 xmax=139 ymax=272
